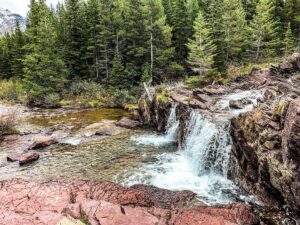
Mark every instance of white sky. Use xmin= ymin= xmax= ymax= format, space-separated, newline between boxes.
xmin=0 ymin=0 xmax=61 ymax=17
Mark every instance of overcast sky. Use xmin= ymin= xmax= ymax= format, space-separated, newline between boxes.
xmin=0 ymin=0 xmax=61 ymax=17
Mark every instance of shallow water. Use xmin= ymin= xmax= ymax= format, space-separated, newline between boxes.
xmin=26 ymin=108 xmax=130 ymax=130
xmin=0 ymin=131 xmax=171 ymax=181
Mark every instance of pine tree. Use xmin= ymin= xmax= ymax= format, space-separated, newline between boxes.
xmin=162 ymin=0 xmax=173 ymax=25
xmin=187 ymin=11 xmax=216 ymax=76
xmin=142 ymin=0 xmax=175 ymax=83
xmin=248 ymin=0 xmax=279 ymax=61
xmin=23 ymin=0 xmax=68 ymax=103
xmin=55 ymin=2 xmax=68 ymax=57
xmin=282 ymin=22 xmax=295 ymax=56
xmin=171 ymin=0 xmax=190 ymax=65
xmin=123 ymin=0 xmax=148 ymax=82
xmin=273 ymin=0 xmax=286 ymax=36
xmin=0 ymin=34 xmax=13 ymax=79
xmin=64 ymin=0 xmax=87 ymax=79
xmin=86 ymin=0 xmax=102 ymax=80
xmin=222 ymin=0 xmax=248 ymax=63
xmin=242 ymin=0 xmax=258 ymax=21
xmin=97 ymin=0 xmax=117 ymax=82
xmin=206 ymin=0 xmax=227 ymax=73
xmin=285 ymin=0 xmax=300 ymax=38
xmin=186 ymin=0 xmax=200 ymax=36
xmin=11 ymin=22 xmax=26 ymax=78
xmin=109 ymin=48 xmax=127 ymax=88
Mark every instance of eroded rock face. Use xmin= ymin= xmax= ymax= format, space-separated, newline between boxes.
xmin=0 ymin=179 xmax=258 ymax=225
xmin=229 ymin=55 xmax=300 ymax=215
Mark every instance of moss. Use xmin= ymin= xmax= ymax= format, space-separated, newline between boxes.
xmin=156 ymin=93 xmax=169 ymax=102
xmin=273 ymin=98 xmax=286 ymax=118
xmin=59 ymin=99 xmax=72 ymax=106
xmin=88 ymin=101 xmax=101 ymax=108
xmin=9 ymin=127 xmax=20 ymax=135
xmin=156 ymin=89 xmax=170 ymax=103
xmin=124 ymin=104 xmax=138 ymax=110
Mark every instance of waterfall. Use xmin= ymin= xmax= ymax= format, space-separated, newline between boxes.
xmin=182 ymin=112 xmax=232 ymax=177
xmin=131 ymin=105 xmax=179 ymax=147
xmin=128 ymin=109 xmax=237 ymax=205
xmin=128 ymin=90 xmax=262 ymax=205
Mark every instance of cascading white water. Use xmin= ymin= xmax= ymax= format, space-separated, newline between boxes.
xmin=127 ymin=90 xmax=262 ymax=205
xmin=183 ymin=112 xmax=232 ymax=176
xmin=127 ymin=111 xmax=237 ymax=205
xmin=131 ymin=105 xmax=179 ymax=147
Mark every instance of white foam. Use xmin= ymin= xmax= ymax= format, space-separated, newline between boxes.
xmin=131 ymin=105 xmax=179 ymax=147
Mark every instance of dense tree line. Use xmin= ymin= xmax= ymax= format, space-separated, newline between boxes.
xmin=0 ymin=0 xmax=299 ymax=100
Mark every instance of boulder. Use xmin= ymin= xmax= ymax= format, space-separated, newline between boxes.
xmin=6 ymin=153 xmax=21 ymax=162
xmin=229 ymin=100 xmax=244 ymax=109
xmin=229 ymin=98 xmax=252 ymax=109
xmin=29 ymin=136 xmax=57 ymax=149
xmin=116 ymin=117 xmax=141 ymax=128
xmin=19 ymin=151 xmax=40 ymax=166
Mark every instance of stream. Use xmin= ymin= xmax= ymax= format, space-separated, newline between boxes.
xmin=0 ymin=90 xmax=262 ymax=206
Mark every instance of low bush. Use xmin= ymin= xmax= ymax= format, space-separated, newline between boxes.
xmin=43 ymin=93 xmax=61 ymax=108
xmin=63 ymin=81 xmax=141 ymax=108
xmin=0 ymin=110 xmax=17 ymax=137
xmin=0 ymin=80 xmax=23 ymax=102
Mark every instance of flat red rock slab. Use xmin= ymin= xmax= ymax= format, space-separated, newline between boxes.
xmin=0 ymin=179 xmax=259 ymax=225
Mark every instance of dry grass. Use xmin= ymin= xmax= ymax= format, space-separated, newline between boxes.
xmin=0 ymin=110 xmax=17 ymax=137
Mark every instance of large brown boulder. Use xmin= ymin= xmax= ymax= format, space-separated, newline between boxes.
xmin=29 ymin=136 xmax=57 ymax=149
xmin=116 ymin=117 xmax=141 ymax=129
xmin=19 ymin=151 xmax=40 ymax=166
xmin=7 ymin=151 xmax=40 ymax=166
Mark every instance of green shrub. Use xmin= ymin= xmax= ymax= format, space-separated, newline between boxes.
xmin=65 ymin=81 xmax=140 ymax=108
xmin=185 ymin=76 xmax=207 ymax=88
xmin=0 ymin=80 xmax=23 ymax=101
xmin=111 ymin=89 xmax=138 ymax=108
xmin=43 ymin=93 xmax=61 ymax=108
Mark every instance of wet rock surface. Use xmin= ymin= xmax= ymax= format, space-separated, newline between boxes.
xmin=0 ymin=179 xmax=259 ymax=225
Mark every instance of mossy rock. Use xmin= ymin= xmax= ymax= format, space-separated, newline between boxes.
xmin=273 ymin=98 xmax=287 ymax=119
